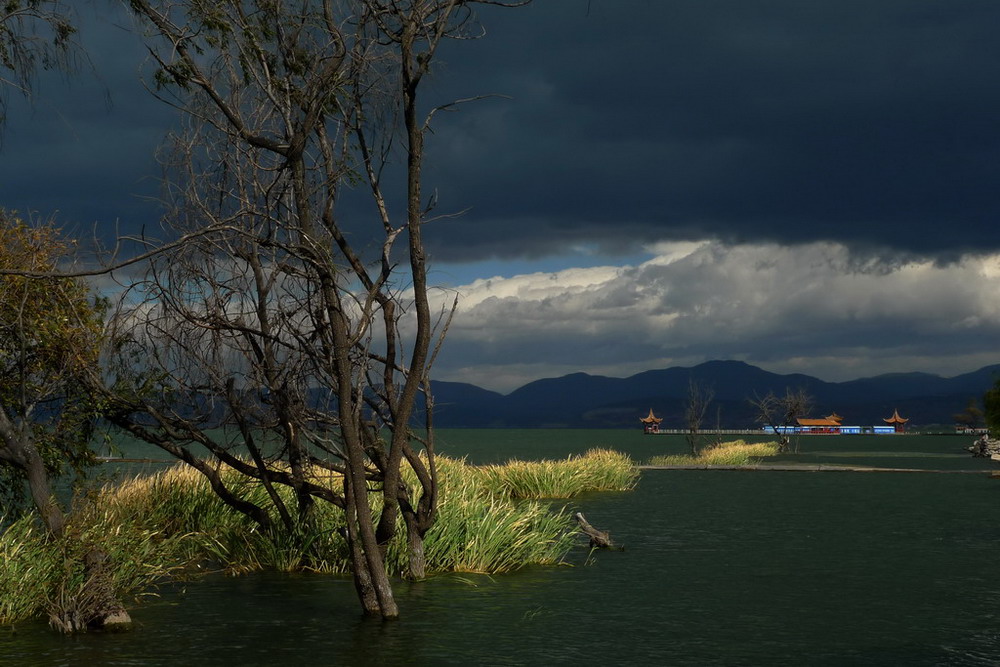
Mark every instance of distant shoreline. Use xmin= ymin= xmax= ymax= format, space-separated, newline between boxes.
xmin=642 ymin=429 xmax=971 ymax=436
xmin=637 ymin=464 xmax=994 ymax=474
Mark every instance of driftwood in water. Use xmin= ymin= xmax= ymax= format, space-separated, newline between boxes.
xmin=574 ymin=512 xmax=618 ymax=549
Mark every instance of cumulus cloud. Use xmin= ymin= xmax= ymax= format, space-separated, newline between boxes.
xmin=432 ymin=241 xmax=1000 ymax=392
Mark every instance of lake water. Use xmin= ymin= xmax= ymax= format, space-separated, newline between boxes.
xmin=4 ymin=431 xmax=1000 ymax=665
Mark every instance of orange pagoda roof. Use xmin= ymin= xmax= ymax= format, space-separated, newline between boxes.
xmin=796 ymin=416 xmax=843 ymax=427
xmin=640 ymin=408 xmax=663 ymax=424
xmin=883 ymin=409 xmax=909 ymax=424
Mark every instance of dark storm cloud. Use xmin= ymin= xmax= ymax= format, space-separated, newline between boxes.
xmin=4 ymin=1 xmax=1000 ymax=263
xmin=422 ymin=0 xmax=1000 ymax=262
xmin=5 ymin=2 xmax=998 ymax=391
xmin=0 ymin=6 xmax=169 ymax=238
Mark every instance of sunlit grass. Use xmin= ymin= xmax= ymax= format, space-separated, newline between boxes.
xmin=475 ymin=448 xmax=639 ymax=499
xmin=649 ymin=440 xmax=781 ymax=467
xmin=90 ymin=464 xmax=350 ymax=576
xmin=394 ymin=456 xmax=578 ymax=574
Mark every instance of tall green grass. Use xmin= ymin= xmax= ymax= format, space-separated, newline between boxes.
xmin=90 ymin=464 xmax=350 ymax=575
xmin=649 ymin=440 xmax=780 ymax=466
xmin=390 ymin=456 xmax=577 ymax=574
xmin=0 ymin=516 xmax=63 ymax=625
xmin=2 ymin=448 xmax=638 ymax=625
xmin=0 ymin=505 xmax=194 ymax=628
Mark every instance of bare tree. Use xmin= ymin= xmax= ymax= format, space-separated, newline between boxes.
xmin=103 ymin=0 xmax=524 ymax=620
xmin=749 ymin=387 xmax=813 ymax=454
xmin=683 ymin=378 xmax=714 ymax=455
xmin=710 ymin=404 xmax=725 ymax=447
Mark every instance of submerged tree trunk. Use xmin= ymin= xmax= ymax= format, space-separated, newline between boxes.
xmin=343 ymin=448 xmax=398 ymax=619
xmin=115 ymin=0 xmax=526 ymax=620
xmin=403 ymin=514 xmax=427 ymax=581
xmin=345 ymin=502 xmax=382 ymax=615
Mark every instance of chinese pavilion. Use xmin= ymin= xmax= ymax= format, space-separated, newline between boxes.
xmin=640 ymin=408 xmax=663 ymax=434
xmin=795 ymin=414 xmax=844 ymax=434
xmin=883 ymin=409 xmax=909 ymax=433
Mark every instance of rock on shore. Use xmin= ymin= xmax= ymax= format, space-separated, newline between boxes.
xmin=969 ymin=435 xmax=1000 ymax=459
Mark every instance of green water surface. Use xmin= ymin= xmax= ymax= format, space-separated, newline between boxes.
xmin=4 ymin=431 xmax=999 ymax=665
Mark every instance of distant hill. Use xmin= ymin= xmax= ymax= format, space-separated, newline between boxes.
xmin=428 ymin=360 xmax=1000 ymax=429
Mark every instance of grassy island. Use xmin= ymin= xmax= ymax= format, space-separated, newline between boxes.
xmin=0 ymin=448 xmax=636 ymax=626
xmin=649 ymin=440 xmax=781 ymax=467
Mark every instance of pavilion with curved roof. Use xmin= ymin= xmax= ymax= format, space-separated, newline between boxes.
xmin=883 ymin=409 xmax=909 ymax=433
xmin=640 ymin=408 xmax=663 ymax=434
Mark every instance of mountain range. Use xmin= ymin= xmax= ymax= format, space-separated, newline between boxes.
xmin=428 ymin=360 xmax=1000 ymax=429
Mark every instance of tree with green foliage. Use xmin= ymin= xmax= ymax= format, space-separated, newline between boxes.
xmin=984 ymin=378 xmax=1000 ymax=439
xmin=0 ymin=210 xmax=105 ymax=539
xmin=953 ymin=397 xmax=985 ymax=431
xmin=0 ymin=212 xmax=135 ymax=633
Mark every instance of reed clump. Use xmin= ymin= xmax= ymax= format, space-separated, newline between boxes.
xmin=475 ymin=448 xmax=639 ymax=499
xmin=390 ymin=455 xmax=578 ymax=574
xmin=2 ymin=448 xmax=637 ymax=625
xmin=649 ymin=440 xmax=781 ymax=466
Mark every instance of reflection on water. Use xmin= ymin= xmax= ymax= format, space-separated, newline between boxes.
xmin=4 ymin=433 xmax=1000 ymax=665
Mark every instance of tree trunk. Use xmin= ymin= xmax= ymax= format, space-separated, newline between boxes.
xmin=0 ymin=416 xmax=134 ymax=632
xmin=344 ymin=460 xmax=399 ymax=619
xmin=0 ymin=413 xmax=66 ymax=540
xmin=22 ymin=445 xmax=66 ymax=539
xmin=404 ymin=515 xmax=427 ymax=581
xmin=48 ymin=548 xmax=133 ymax=633
xmin=345 ymin=518 xmax=382 ymax=616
